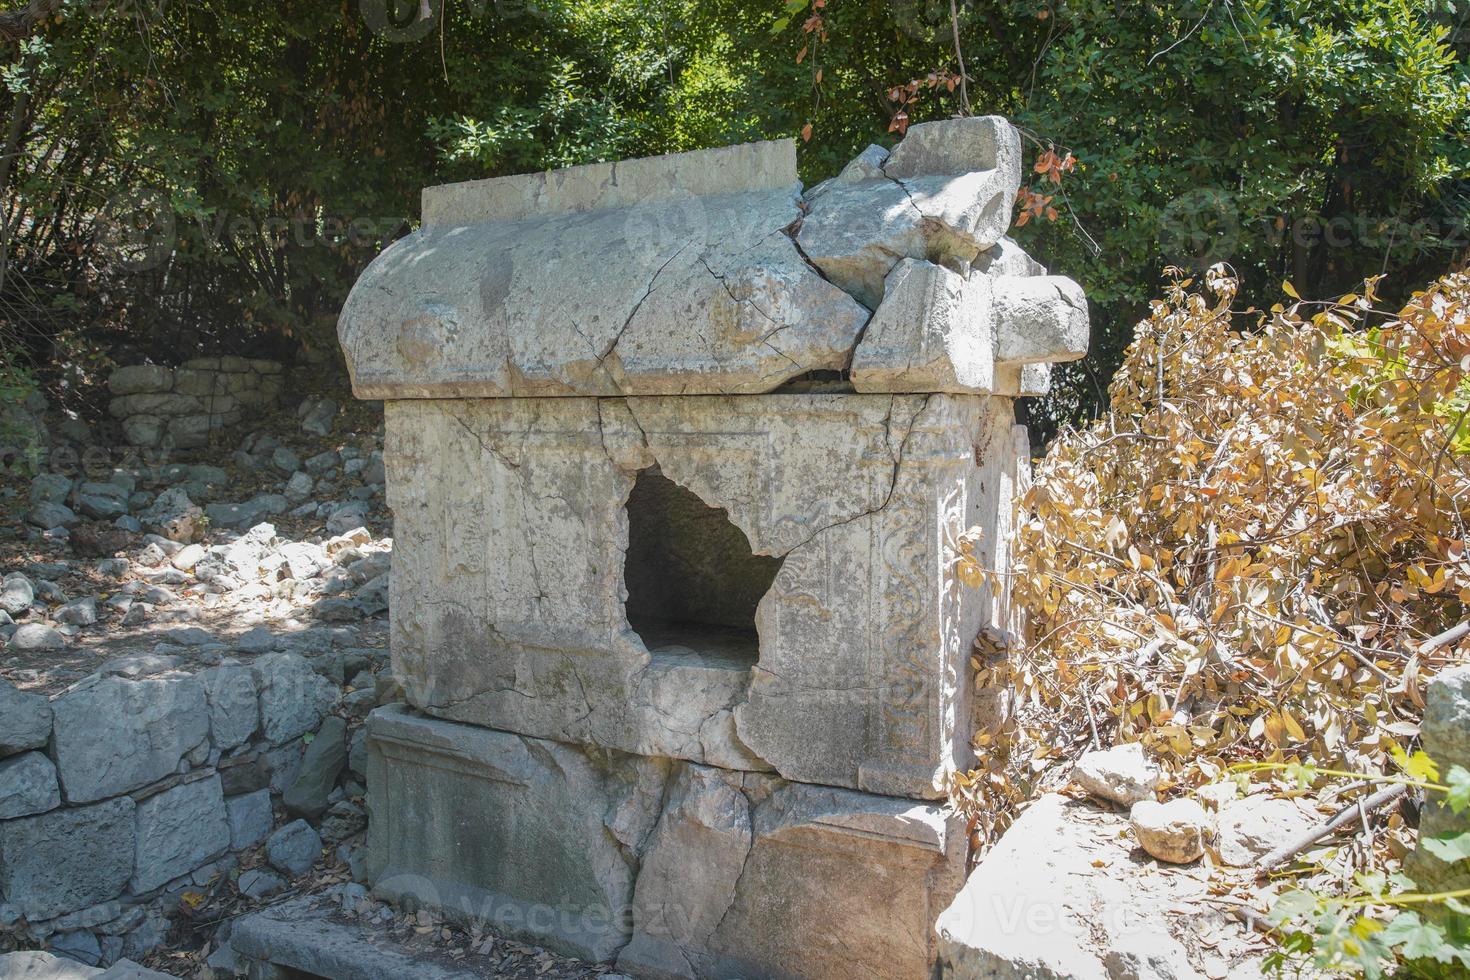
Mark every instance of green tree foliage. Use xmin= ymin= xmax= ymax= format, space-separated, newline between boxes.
xmin=0 ymin=0 xmax=1465 ymax=430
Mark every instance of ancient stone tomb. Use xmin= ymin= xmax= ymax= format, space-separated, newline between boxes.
xmin=339 ymin=117 xmax=1088 ymax=978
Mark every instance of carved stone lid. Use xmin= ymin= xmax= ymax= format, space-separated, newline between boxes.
xmin=337 ymin=117 xmax=1089 ymax=399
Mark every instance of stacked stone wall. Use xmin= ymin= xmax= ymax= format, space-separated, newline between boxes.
xmin=0 ymin=646 xmax=378 ymax=967
xmin=108 ymin=358 xmax=284 ymax=449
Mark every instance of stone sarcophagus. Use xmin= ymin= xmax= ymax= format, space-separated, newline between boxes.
xmin=340 ymin=117 xmax=1088 ymax=978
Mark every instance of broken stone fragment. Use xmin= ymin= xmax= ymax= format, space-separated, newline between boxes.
xmin=1072 ymin=742 xmax=1163 ymax=806
xmin=993 ymin=274 xmax=1090 ymax=365
xmin=881 ymin=115 xmax=1021 ymax=181
xmin=937 ymin=793 xmax=1263 ymax=978
xmin=972 ymin=235 xmax=1047 ymax=277
xmin=796 ymin=115 xmax=1022 ymax=308
xmin=850 ymin=258 xmax=994 ymax=393
xmin=1130 ymin=798 xmax=1208 ymax=863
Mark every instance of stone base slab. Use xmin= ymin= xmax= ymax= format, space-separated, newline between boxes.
xmin=366 ymin=706 xmax=964 ymax=976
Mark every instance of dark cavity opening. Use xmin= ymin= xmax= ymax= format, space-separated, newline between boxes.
xmin=770 ymin=369 xmax=855 ymax=394
xmin=624 ymin=466 xmax=783 ymax=668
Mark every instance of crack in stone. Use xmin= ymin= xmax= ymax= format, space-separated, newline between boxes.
xmin=593 ymin=242 xmax=691 ymax=381
xmin=878 ymin=163 xmax=927 ymax=220
xmin=448 ymin=412 xmax=520 ymax=470
xmin=705 ymin=778 xmax=758 ymax=945
xmin=774 ymin=393 xmax=931 ymax=557
xmin=697 ymin=255 xmax=782 ymax=332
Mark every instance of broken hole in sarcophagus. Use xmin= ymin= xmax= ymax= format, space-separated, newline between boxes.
xmin=622 ymin=465 xmax=782 ymax=668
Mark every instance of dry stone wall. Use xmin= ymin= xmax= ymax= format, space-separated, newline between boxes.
xmin=0 ymin=642 xmax=380 ymax=969
xmin=109 ymin=357 xmax=284 ymax=449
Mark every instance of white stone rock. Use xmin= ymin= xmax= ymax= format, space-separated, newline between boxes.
xmin=170 ymin=543 xmax=206 ymax=571
xmin=993 ymin=274 xmax=1090 ymax=365
xmin=797 ymin=116 xmax=1022 ymax=308
xmin=10 ymin=623 xmax=65 ymax=650
xmin=936 ymin=794 xmax=1257 ymax=979
xmin=850 ymin=258 xmax=994 ymax=393
xmin=1072 ymin=743 xmax=1163 ymax=805
xmin=1130 ymin=798 xmax=1208 ymax=864
xmin=1216 ymin=795 xmax=1316 ymax=867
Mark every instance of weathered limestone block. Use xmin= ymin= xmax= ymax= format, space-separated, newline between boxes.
xmin=618 ymin=764 xmax=964 ymax=980
xmin=365 ymin=707 xmax=964 ymax=975
xmin=0 ymin=798 xmax=135 ymax=920
xmin=51 ymin=673 xmax=210 ymax=802
xmin=850 ymin=258 xmax=995 ymax=393
xmin=339 ymin=140 xmax=869 ymax=400
xmin=936 ymin=794 xmax=1258 ymax=979
xmin=367 ymin=707 xmax=664 ymax=961
xmin=421 ymin=139 xmax=796 ymax=227
xmin=385 ymin=392 xmax=1022 ymax=798
xmin=130 ymin=776 xmax=230 ymax=894
xmin=993 ymin=274 xmax=1090 ymax=366
xmin=796 ymin=115 xmax=1022 ymax=308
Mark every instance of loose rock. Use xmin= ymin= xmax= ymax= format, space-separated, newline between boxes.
xmin=10 ymin=622 xmax=65 ymax=650
xmin=266 ymin=820 xmax=322 ymax=877
xmin=1216 ymin=795 xmax=1317 ymax=867
xmin=1130 ymin=798 xmax=1208 ymax=864
xmin=226 ymin=789 xmax=275 ymax=850
xmin=283 ymin=716 xmax=347 ymax=820
xmin=1072 ymin=742 xmax=1162 ymax=806
xmin=1 ymin=572 xmax=34 ymax=615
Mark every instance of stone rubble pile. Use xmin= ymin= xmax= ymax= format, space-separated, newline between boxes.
xmin=15 ymin=411 xmax=389 ymax=630
xmin=1 ymin=390 xmax=398 ymax=971
xmin=108 ymin=358 xmax=285 ymax=450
